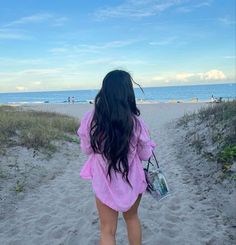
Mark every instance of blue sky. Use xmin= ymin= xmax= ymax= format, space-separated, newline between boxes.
xmin=0 ymin=0 xmax=235 ymax=92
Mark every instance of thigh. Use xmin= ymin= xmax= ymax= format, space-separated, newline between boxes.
xmin=95 ymin=196 xmax=118 ymax=229
xmin=123 ymin=194 xmax=142 ymax=219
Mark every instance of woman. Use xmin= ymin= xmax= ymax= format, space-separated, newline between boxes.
xmin=77 ymin=70 xmax=156 ymax=245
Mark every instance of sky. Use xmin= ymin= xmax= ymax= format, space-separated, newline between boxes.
xmin=0 ymin=0 xmax=235 ymax=92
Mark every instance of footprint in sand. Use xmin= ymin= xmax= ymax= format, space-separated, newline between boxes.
xmin=182 ymin=178 xmax=192 ymax=184
xmin=49 ymin=225 xmax=71 ymax=239
xmin=162 ymin=221 xmax=177 ymax=229
xmin=160 ymin=227 xmax=181 ymax=238
xmin=164 ymin=212 xmax=180 ymax=223
xmin=166 ymin=203 xmax=181 ymax=211
xmin=142 ymin=222 xmax=157 ymax=239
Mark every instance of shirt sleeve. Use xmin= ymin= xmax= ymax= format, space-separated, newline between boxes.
xmin=76 ymin=110 xmax=94 ymax=155
xmin=137 ymin=118 xmax=156 ymax=161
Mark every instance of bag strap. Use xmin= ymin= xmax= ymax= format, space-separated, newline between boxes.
xmin=152 ymin=150 xmax=160 ymax=168
xmin=147 ymin=151 xmax=160 ymax=171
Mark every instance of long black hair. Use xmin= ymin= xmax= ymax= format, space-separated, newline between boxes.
xmin=89 ymin=70 xmax=143 ymax=187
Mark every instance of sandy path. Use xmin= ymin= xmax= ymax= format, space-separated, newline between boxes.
xmin=1 ymin=103 xmax=232 ymax=245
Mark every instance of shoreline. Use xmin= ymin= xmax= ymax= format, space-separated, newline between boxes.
xmin=1 ymin=96 xmax=235 ymax=107
xmin=0 ymin=100 xmax=215 ymax=107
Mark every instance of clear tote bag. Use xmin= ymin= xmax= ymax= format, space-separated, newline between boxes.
xmin=144 ymin=151 xmax=170 ymax=201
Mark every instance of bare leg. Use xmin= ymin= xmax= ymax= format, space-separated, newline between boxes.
xmin=123 ymin=194 xmax=142 ymax=245
xmin=95 ymin=196 xmax=118 ymax=245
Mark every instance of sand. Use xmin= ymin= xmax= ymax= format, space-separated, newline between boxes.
xmin=0 ymin=102 xmax=235 ymax=245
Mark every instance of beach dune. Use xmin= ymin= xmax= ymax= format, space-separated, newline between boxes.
xmin=0 ymin=103 xmax=235 ymax=245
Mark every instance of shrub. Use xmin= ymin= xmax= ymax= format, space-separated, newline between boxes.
xmin=0 ymin=106 xmax=80 ymax=154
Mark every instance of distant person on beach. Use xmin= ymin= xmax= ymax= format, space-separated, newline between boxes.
xmin=77 ymin=70 xmax=156 ymax=245
xmin=68 ymin=96 xmax=71 ymax=104
xmin=211 ymin=95 xmax=215 ymax=102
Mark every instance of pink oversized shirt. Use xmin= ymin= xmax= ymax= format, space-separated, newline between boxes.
xmin=77 ymin=109 xmax=156 ymax=212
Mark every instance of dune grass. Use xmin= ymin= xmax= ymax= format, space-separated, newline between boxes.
xmin=177 ymin=101 xmax=236 ymax=178
xmin=0 ymin=105 xmax=80 ymax=155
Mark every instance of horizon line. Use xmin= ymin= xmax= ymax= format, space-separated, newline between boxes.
xmin=0 ymin=81 xmax=235 ymax=94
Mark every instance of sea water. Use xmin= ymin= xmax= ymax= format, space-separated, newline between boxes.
xmin=0 ymin=83 xmax=235 ymax=104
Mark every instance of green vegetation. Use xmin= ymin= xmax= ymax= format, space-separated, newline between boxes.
xmin=15 ymin=179 xmax=25 ymax=192
xmin=177 ymin=101 xmax=236 ymax=178
xmin=217 ymin=144 xmax=236 ymax=172
xmin=0 ymin=105 xmax=80 ymax=155
xmin=197 ymin=100 xmax=236 ymax=123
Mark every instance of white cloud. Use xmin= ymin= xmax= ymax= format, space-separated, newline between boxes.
xmin=74 ymin=40 xmax=136 ymax=53
xmin=4 ymin=13 xmax=68 ymax=27
xmin=18 ymin=68 xmax=63 ymax=76
xmin=5 ymin=13 xmax=53 ymax=26
xmin=0 ymin=57 xmax=45 ymax=65
xmin=152 ymin=69 xmax=227 ymax=84
xmin=15 ymin=86 xmax=27 ymax=91
xmin=52 ymin=17 xmax=68 ymax=27
xmin=149 ymin=37 xmax=177 ymax=46
xmin=94 ymin=0 xmax=187 ymax=19
xmin=95 ymin=0 xmax=210 ymax=19
xmin=151 ymin=75 xmax=170 ymax=83
xmin=175 ymin=72 xmax=195 ymax=81
xmin=219 ymin=16 xmax=236 ymax=26
xmin=84 ymin=58 xmax=146 ymax=65
xmin=0 ymin=13 xmax=68 ymax=40
xmin=49 ymin=48 xmax=68 ymax=55
xmin=0 ymin=28 xmax=30 ymax=40
xmin=80 ymin=40 xmax=135 ymax=50
xmin=83 ymin=58 xmax=112 ymax=65
xmin=223 ymin=55 xmax=236 ymax=59
xmin=176 ymin=6 xmax=192 ymax=13
xmin=176 ymin=1 xmax=211 ymax=13
xmin=0 ymin=67 xmax=231 ymax=92
xmin=0 ymin=66 xmax=101 ymax=92
xmin=47 ymin=40 xmax=137 ymax=56
xmin=195 ymin=1 xmax=212 ymax=8
xmin=0 ymin=68 xmax=64 ymax=83
xmin=33 ymin=81 xmax=42 ymax=85
xmin=199 ymin=69 xmax=226 ymax=81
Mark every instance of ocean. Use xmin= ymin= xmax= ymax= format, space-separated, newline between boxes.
xmin=0 ymin=83 xmax=235 ymax=104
